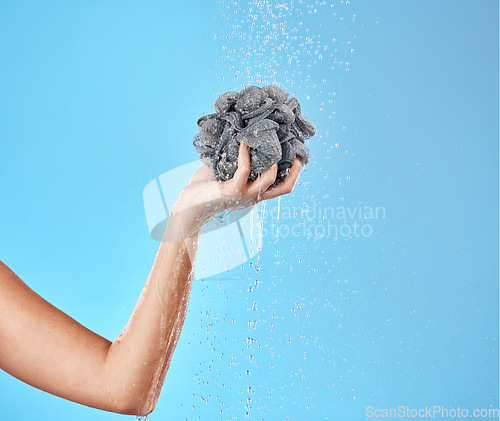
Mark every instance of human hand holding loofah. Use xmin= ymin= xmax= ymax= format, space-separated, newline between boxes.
xmin=193 ymin=85 xmax=316 ymax=184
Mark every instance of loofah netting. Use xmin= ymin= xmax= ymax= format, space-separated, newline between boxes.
xmin=193 ymin=85 xmax=316 ymax=184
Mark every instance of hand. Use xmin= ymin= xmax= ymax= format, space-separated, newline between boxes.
xmin=168 ymin=143 xmax=302 ymax=240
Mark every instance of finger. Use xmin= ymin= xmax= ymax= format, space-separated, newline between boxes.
xmin=232 ymin=142 xmax=251 ymax=187
xmin=259 ymin=158 xmax=302 ymax=201
xmin=247 ymin=163 xmax=278 ymax=196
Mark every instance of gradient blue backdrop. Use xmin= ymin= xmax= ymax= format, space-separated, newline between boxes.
xmin=0 ymin=1 xmax=498 ymax=420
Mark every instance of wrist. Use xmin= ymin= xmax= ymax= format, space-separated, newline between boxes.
xmin=173 ymin=183 xmax=226 ymax=227
xmin=165 ymin=203 xmax=203 ymax=243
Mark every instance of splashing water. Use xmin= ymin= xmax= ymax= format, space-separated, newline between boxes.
xmin=187 ymin=1 xmax=360 ymax=418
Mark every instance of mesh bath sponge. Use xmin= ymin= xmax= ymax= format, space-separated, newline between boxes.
xmin=193 ymin=85 xmax=316 ymax=184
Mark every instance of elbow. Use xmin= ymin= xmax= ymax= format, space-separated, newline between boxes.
xmin=136 ymin=398 xmax=158 ymax=417
xmin=102 ymin=347 xmax=165 ymax=416
xmin=134 ymin=403 xmax=157 ymax=418
xmin=115 ymin=397 xmax=157 ymax=417
xmin=113 ymin=386 xmax=158 ymax=416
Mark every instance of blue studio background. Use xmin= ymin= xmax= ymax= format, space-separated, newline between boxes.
xmin=0 ymin=1 xmax=498 ymax=420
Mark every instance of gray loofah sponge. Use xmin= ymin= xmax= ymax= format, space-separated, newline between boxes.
xmin=193 ymin=85 xmax=316 ymax=184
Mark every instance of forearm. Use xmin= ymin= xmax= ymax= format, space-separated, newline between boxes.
xmin=104 ymin=210 xmax=202 ymax=414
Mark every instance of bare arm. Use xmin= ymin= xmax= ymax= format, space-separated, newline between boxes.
xmin=0 ymin=144 xmax=302 ymax=415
